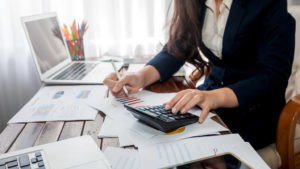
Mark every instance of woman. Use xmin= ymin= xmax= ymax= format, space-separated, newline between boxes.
xmin=104 ymin=0 xmax=295 ymax=151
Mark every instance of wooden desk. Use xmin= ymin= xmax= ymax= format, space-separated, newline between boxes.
xmin=0 ymin=76 xmax=229 ymax=154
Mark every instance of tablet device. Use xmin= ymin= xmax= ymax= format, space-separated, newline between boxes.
xmin=164 ymin=153 xmax=253 ymax=169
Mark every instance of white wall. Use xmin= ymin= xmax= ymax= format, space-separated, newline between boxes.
xmin=289 ymin=0 xmax=300 ymax=5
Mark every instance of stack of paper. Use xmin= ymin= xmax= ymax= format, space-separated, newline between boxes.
xmin=139 ymin=134 xmax=270 ymax=169
xmin=103 ymin=134 xmax=270 ymax=169
xmin=88 ymin=90 xmax=229 ymax=147
xmin=9 ymin=85 xmax=107 ymax=123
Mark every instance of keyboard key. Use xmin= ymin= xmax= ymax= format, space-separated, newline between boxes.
xmin=35 ymin=152 xmax=42 ymax=157
xmin=31 ymin=158 xmax=37 ymax=163
xmin=37 ymin=156 xmax=43 ymax=162
xmin=7 ymin=161 xmax=18 ymax=168
xmin=38 ymin=161 xmax=44 ymax=167
xmin=4 ymin=157 xmax=17 ymax=164
xmin=19 ymin=155 xmax=30 ymax=167
xmin=0 ymin=160 xmax=4 ymax=166
xmin=0 ymin=166 xmax=5 ymax=169
xmin=8 ymin=166 xmax=18 ymax=169
xmin=21 ymin=166 xmax=32 ymax=169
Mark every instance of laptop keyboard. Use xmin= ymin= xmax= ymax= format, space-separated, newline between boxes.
xmin=52 ymin=63 xmax=98 ymax=80
xmin=0 ymin=151 xmax=46 ymax=169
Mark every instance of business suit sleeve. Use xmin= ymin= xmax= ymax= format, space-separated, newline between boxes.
xmin=227 ymin=0 xmax=295 ymax=109
xmin=146 ymin=48 xmax=185 ymax=82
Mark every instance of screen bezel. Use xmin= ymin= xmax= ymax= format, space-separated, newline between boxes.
xmin=21 ymin=12 xmax=72 ymax=81
xmin=162 ymin=152 xmax=253 ymax=169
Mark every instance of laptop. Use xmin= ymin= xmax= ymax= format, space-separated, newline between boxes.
xmin=21 ymin=12 xmax=122 ymax=84
xmin=0 ymin=136 xmax=112 ymax=169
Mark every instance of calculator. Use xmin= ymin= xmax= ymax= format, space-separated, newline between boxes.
xmin=124 ymin=105 xmax=199 ymax=133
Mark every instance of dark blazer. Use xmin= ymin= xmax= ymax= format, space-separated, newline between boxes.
xmin=147 ymin=0 xmax=295 ymax=149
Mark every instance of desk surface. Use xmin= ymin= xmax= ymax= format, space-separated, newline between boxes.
xmin=0 ymin=76 xmax=229 ymax=154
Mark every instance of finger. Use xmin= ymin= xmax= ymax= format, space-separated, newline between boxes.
xmin=108 ymin=85 xmax=126 ymax=98
xmin=111 ymin=90 xmax=126 ymax=98
xmin=113 ymin=76 xmax=129 ymax=93
xmin=165 ymin=91 xmax=186 ymax=110
xmin=198 ymin=107 xmax=210 ymax=123
xmin=103 ymin=73 xmax=118 ymax=83
xmin=126 ymin=86 xmax=139 ymax=94
xmin=172 ymin=93 xmax=194 ymax=114
xmin=103 ymin=79 xmax=117 ymax=88
xmin=181 ymin=95 xmax=203 ymax=114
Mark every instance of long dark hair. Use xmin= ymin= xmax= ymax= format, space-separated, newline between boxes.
xmin=167 ymin=0 xmax=210 ymax=76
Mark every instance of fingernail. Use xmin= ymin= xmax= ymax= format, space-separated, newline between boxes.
xmin=172 ymin=108 xmax=177 ymax=114
xmin=165 ymin=105 xmax=170 ymax=110
xmin=182 ymin=109 xmax=186 ymax=113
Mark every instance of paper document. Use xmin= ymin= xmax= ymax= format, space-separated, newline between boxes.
xmin=9 ymin=85 xmax=107 ymax=123
xmin=89 ymin=90 xmax=221 ymax=147
xmin=98 ymin=117 xmax=118 ymax=138
xmin=139 ymin=134 xmax=270 ymax=169
xmin=104 ymin=147 xmax=140 ymax=169
xmin=118 ymin=117 xmax=227 ymax=147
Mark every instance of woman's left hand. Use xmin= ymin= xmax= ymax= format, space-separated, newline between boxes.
xmin=164 ymin=88 xmax=239 ymax=123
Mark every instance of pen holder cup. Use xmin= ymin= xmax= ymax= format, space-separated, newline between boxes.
xmin=66 ymin=39 xmax=85 ymax=61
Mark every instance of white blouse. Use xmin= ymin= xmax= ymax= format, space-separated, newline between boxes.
xmin=202 ymin=0 xmax=233 ymax=59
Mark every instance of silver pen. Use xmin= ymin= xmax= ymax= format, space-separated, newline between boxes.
xmin=111 ymin=62 xmax=129 ymax=96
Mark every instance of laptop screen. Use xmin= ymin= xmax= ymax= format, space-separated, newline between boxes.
xmin=25 ymin=16 xmax=69 ymax=74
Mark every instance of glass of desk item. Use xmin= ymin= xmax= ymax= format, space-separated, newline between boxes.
xmin=66 ymin=39 xmax=85 ymax=61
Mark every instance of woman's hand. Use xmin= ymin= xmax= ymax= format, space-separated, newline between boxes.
xmin=103 ymin=72 xmax=144 ymax=98
xmin=164 ymin=88 xmax=238 ymax=123
xmin=103 ymin=65 xmax=161 ymax=98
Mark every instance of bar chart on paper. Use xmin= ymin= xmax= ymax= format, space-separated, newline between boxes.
xmin=76 ymin=90 xmax=91 ymax=99
xmin=116 ymin=97 xmax=144 ymax=106
xmin=8 ymin=85 xmax=107 ymax=123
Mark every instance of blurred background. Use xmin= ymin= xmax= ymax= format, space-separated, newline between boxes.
xmin=0 ymin=0 xmax=172 ymax=132
xmin=0 ymin=0 xmax=298 ymax=132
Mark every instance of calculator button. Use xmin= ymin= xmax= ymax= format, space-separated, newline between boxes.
xmin=152 ymin=111 xmax=161 ymax=115
xmin=161 ymin=114 xmax=168 ymax=118
xmin=158 ymin=115 xmax=171 ymax=122
xmin=168 ymin=117 xmax=175 ymax=120
xmin=174 ymin=116 xmax=181 ymax=120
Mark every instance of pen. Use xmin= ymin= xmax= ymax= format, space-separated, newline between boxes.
xmin=111 ymin=62 xmax=129 ymax=96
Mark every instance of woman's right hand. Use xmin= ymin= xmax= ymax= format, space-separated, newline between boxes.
xmin=103 ymin=72 xmax=145 ymax=98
